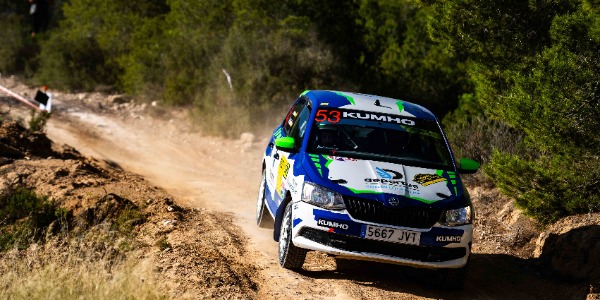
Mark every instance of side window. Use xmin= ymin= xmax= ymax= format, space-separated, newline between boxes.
xmin=292 ymin=106 xmax=310 ymax=140
xmin=283 ymin=99 xmax=305 ymax=135
xmin=283 ymin=98 xmax=311 ymax=145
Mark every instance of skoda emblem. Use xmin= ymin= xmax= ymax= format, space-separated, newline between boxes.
xmin=388 ymin=197 xmax=400 ymax=206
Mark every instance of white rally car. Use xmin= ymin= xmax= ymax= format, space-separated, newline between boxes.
xmin=256 ymin=90 xmax=479 ymax=288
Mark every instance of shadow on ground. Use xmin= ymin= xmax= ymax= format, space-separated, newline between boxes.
xmin=299 ymin=253 xmax=589 ymax=300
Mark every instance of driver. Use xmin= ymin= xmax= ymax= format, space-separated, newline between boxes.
xmin=318 ymin=128 xmax=338 ymax=148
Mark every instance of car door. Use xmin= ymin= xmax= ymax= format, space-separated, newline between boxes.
xmin=266 ymin=97 xmax=312 ymax=209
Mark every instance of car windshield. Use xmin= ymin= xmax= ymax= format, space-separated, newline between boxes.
xmin=308 ymin=109 xmax=454 ymax=169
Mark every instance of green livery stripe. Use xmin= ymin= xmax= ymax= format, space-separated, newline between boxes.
xmin=335 ymin=92 xmax=355 ymax=105
xmin=347 ymin=188 xmax=382 ymax=194
xmin=301 ymin=90 xmax=310 ymax=96
xmin=396 ymin=100 xmax=405 ymax=112
xmin=309 ymin=154 xmax=323 ymax=176
xmin=325 ymin=156 xmax=333 ymax=168
xmin=274 ymin=128 xmax=283 ymax=139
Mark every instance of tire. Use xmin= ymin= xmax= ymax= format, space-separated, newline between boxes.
xmin=278 ymin=202 xmax=307 ymax=270
xmin=434 ymin=258 xmax=470 ymax=290
xmin=256 ymin=170 xmax=274 ymax=228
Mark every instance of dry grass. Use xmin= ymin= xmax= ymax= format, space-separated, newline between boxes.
xmin=0 ymin=238 xmax=167 ymax=300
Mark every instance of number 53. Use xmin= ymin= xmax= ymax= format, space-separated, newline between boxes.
xmin=315 ymin=109 xmax=340 ymax=123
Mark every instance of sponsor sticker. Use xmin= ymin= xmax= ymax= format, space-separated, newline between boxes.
xmin=317 ymin=219 xmax=349 ymax=230
xmin=376 ymin=167 xmax=403 ymax=180
xmin=342 ymin=111 xmax=415 ymax=126
xmin=313 ymin=109 xmax=416 ymax=126
xmin=276 ymin=156 xmax=290 ymax=196
xmin=435 ymin=235 xmax=462 ymax=243
xmin=288 ymin=178 xmax=298 ymax=194
xmin=413 ymin=174 xmax=446 ymax=186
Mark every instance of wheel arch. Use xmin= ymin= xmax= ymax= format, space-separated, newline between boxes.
xmin=273 ymin=191 xmax=293 ymax=242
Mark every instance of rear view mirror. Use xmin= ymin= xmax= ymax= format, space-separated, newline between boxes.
xmin=458 ymin=158 xmax=480 ymax=174
xmin=275 ymin=137 xmax=296 ymax=151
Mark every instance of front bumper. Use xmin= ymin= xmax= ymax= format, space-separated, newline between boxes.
xmin=290 ymin=201 xmax=472 ymax=269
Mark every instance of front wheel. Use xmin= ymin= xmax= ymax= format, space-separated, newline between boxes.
xmin=256 ymin=170 xmax=274 ymax=228
xmin=278 ymin=202 xmax=307 ymax=270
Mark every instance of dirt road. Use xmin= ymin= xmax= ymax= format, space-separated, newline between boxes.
xmin=4 ymin=80 xmax=589 ymax=299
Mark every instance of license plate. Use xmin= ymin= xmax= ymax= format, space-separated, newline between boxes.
xmin=362 ymin=225 xmax=421 ymax=245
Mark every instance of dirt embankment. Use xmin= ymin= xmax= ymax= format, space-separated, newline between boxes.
xmin=0 ymin=118 xmax=259 ymax=298
xmin=1 ymin=76 xmax=599 ymax=299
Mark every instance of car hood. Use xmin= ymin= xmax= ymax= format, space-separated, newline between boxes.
xmin=303 ymin=154 xmax=465 ymax=207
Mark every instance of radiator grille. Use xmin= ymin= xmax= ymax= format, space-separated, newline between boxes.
xmin=344 ymin=196 xmax=441 ymax=229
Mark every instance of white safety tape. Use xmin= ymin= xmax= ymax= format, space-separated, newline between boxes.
xmin=0 ymin=84 xmax=44 ymax=111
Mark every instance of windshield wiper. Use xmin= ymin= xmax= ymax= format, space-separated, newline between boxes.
xmin=339 ymin=127 xmax=359 ymax=150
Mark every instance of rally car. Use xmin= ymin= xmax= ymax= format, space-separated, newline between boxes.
xmin=256 ymin=90 xmax=479 ymax=288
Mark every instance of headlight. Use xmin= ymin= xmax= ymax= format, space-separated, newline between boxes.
xmin=439 ymin=206 xmax=473 ymax=226
xmin=302 ymin=182 xmax=345 ymax=210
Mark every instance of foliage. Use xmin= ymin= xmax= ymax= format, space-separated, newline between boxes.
xmin=36 ymin=0 xmax=169 ymax=91
xmin=158 ymin=0 xmax=349 ymax=135
xmin=4 ymin=0 xmax=600 ymax=224
xmin=28 ymin=110 xmax=51 ymax=132
xmin=156 ymin=0 xmax=235 ymax=105
xmin=28 ymin=0 xmax=467 ymax=130
xmin=485 ymin=152 xmax=600 ymax=224
xmin=156 ymin=237 xmax=171 ymax=251
xmin=429 ymin=0 xmax=600 ymax=223
xmin=442 ymin=94 xmax=531 ymax=186
xmin=442 ymin=94 xmax=527 ymax=165
xmin=356 ymin=0 xmax=469 ymax=116
xmin=112 ymin=204 xmax=146 ymax=234
xmin=0 ymin=15 xmax=26 ymax=74
xmin=0 ymin=14 xmax=41 ymax=76
xmin=36 ymin=31 xmax=115 ymax=90
xmin=0 ymin=186 xmax=65 ymax=251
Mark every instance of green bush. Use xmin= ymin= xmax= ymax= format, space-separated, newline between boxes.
xmin=28 ymin=110 xmax=51 ymax=132
xmin=0 ymin=15 xmax=42 ymax=76
xmin=442 ymin=94 xmax=531 ymax=186
xmin=155 ymin=237 xmax=171 ymax=251
xmin=0 ymin=187 xmax=65 ymax=251
xmin=112 ymin=204 xmax=146 ymax=234
xmin=430 ymin=0 xmax=600 ymax=224
xmin=486 ymin=152 xmax=600 ymax=224
xmin=36 ymin=32 xmax=115 ymax=91
xmin=442 ymin=94 xmax=530 ymax=165
xmin=356 ymin=1 xmax=468 ymax=116
xmin=0 ymin=15 xmax=25 ymax=73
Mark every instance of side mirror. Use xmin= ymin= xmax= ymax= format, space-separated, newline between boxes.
xmin=457 ymin=158 xmax=480 ymax=174
xmin=275 ymin=137 xmax=296 ymax=152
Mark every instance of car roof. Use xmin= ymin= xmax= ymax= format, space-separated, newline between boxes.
xmin=302 ymin=90 xmax=437 ymax=120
